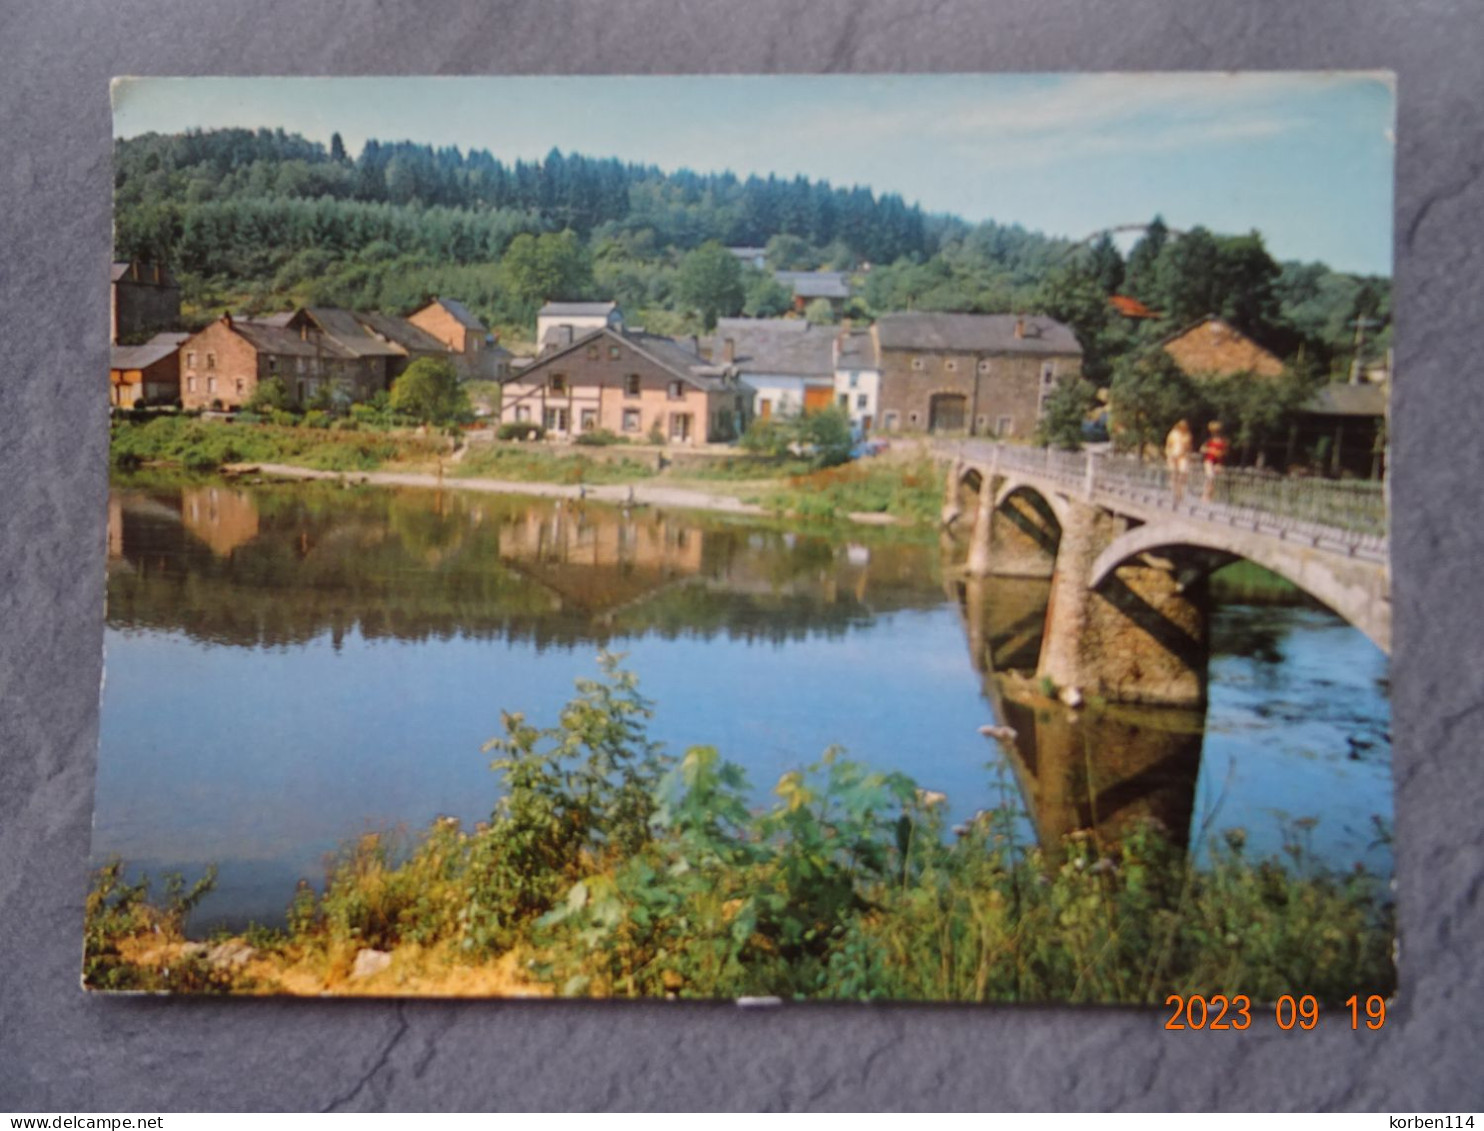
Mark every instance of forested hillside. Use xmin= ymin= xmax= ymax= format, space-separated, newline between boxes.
xmin=114 ymin=127 xmax=1389 ymax=374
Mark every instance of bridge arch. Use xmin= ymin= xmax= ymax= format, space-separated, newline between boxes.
xmin=992 ymin=476 xmax=1072 ymax=529
xmin=1088 ymin=522 xmax=1390 ymax=654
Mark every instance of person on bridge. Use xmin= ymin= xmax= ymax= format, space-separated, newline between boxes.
xmin=1165 ymin=419 xmax=1194 ymax=504
xmin=1201 ymin=420 xmax=1229 ymax=502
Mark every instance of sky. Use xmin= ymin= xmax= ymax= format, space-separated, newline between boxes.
xmin=113 ymin=73 xmax=1395 ymax=276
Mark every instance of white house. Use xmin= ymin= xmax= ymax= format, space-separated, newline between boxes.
xmin=537 ymin=302 xmax=623 ymax=351
xmin=709 ymin=318 xmax=835 ymax=420
xmin=833 ymin=327 xmax=881 ymax=434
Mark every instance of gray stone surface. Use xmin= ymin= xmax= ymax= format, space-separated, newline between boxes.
xmin=1 ymin=0 xmax=1480 ymax=1112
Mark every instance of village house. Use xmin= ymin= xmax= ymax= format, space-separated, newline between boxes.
xmin=873 ymin=312 xmax=1083 ymax=436
xmin=408 ymin=297 xmax=511 ymax=380
xmin=109 ymin=332 xmax=188 ymax=407
xmin=536 ymin=301 xmax=624 ymax=351
xmin=1291 ymin=381 xmax=1387 ymax=479
xmin=499 ymin=323 xmax=749 ymax=446
xmin=111 ymin=261 xmax=181 ymax=344
xmin=1160 ymin=315 xmax=1285 ymax=379
xmin=773 ymin=270 xmax=852 ymax=315
xmin=833 ymin=326 xmax=881 ymax=433
xmin=708 ymin=318 xmax=835 ymax=420
xmin=177 ymin=313 xmax=361 ymax=411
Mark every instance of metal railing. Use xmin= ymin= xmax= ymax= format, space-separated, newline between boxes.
xmin=953 ymin=441 xmax=1388 ymax=561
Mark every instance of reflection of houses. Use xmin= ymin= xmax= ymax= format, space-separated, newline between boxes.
xmin=110 ymin=332 xmax=189 ymax=407
xmin=181 ymin=486 xmax=261 ymax=557
xmin=408 ymin=298 xmax=511 ymax=381
xmin=874 ymin=313 xmax=1082 ymax=437
xmin=1160 ymin=315 xmax=1285 ymax=379
xmin=774 ymin=270 xmax=852 ymax=315
xmin=833 ymin=327 xmax=880 ymax=432
xmin=709 ymin=318 xmax=835 ymax=420
xmin=498 ymin=320 xmax=749 ymax=445
xmin=111 ymin=261 xmax=180 ymax=343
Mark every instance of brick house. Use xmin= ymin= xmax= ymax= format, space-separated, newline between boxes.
xmin=111 ymin=261 xmax=181 ymax=344
xmin=873 ymin=313 xmax=1083 ymax=437
xmin=109 ymin=332 xmax=188 ymax=407
xmin=408 ymin=297 xmax=510 ymax=380
xmin=499 ymin=326 xmax=749 ymax=445
xmin=178 ymin=314 xmax=363 ymax=411
xmin=1160 ymin=315 xmax=1285 ymax=379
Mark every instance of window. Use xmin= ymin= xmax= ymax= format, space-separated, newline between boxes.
xmin=296 ymin=357 xmax=306 ymax=375
xmin=848 ymin=372 xmax=859 ymax=389
xmin=669 ymin=413 xmax=692 ymax=442
xmin=587 ymin=345 xmax=599 ymax=360
xmin=609 ymin=345 xmax=621 ymax=360
xmin=624 ymin=374 xmax=641 ymax=397
xmin=997 ymin=415 xmax=1014 ymax=436
xmin=910 ymin=357 xmax=924 ymax=371
xmin=580 ymin=408 xmax=597 ymax=431
xmin=544 ymin=407 xmax=569 ymax=432
xmin=944 ymin=358 xmax=958 ymax=372
xmin=622 ymin=408 xmax=641 ymax=433
xmin=186 ymin=377 xmax=197 ymax=393
xmin=268 ymin=357 xmax=278 ymax=374
xmin=207 ymin=376 xmax=217 ymax=394
xmin=186 ymin=351 xmax=196 ymax=368
xmin=206 ymin=352 xmax=216 ymax=370
xmin=857 ymin=393 xmax=869 ymax=409
xmin=838 ymin=393 xmax=849 ymax=408
xmin=516 ymin=405 xmax=531 ymax=422
xmin=1041 ymin=362 xmax=1056 ymax=386
xmin=667 ymin=380 xmax=684 ymax=400
xmin=550 ymin=374 xmax=567 ymax=394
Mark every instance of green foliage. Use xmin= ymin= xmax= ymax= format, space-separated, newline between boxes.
xmin=389 ymin=357 xmax=472 ymax=425
xmin=496 ymin=421 xmax=546 ymax=442
xmin=572 ymin=428 xmax=626 ymax=447
xmin=762 ymin=459 xmax=945 ymax=525
xmin=502 ymin=230 xmax=594 ymax=310
xmin=676 ymin=241 xmax=745 ymax=330
xmin=246 ymin=375 xmax=291 ymax=414
xmin=739 ymin=407 xmax=853 ymax=470
xmin=453 ymin=444 xmax=654 ymax=485
xmin=1035 ymin=378 xmax=1098 ymax=451
xmin=84 ymin=859 xmax=221 ymax=991
xmin=1110 ymin=351 xmax=1199 ymax=458
xmin=742 ymin=268 xmax=794 ymax=318
xmin=802 ymin=298 xmax=836 ymax=325
xmin=109 ymin=415 xmax=444 ymax=473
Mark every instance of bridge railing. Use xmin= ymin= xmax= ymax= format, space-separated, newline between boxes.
xmin=954 ymin=441 xmax=1388 ymax=556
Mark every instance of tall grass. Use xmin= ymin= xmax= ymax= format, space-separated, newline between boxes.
xmin=110 ymin=416 xmax=445 ymax=473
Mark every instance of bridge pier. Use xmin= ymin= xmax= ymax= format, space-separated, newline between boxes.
xmin=1037 ymin=500 xmax=1211 ymax=708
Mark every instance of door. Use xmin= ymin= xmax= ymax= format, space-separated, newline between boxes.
xmin=928 ymin=393 xmax=967 ymax=433
xmin=804 ymin=384 xmax=835 ymax=414
xmin=669 ymin=413 xmax=692 ymax=443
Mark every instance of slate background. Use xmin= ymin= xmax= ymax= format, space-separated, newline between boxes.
xmin=2 ymin=0 xmax=1480 ymax=1112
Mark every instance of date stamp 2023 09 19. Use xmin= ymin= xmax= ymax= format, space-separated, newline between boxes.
xmin=1163 ymin=994 xmax=1389 ymax=1031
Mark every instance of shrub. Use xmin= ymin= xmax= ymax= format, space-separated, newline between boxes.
xmin=498 ymin=421 xmax=546 ymax=442
xmin=573 ymin=429 xmax=625 ymax=447
xmin=302 ymin=410 xmax=331 ymax=430
xmin=246 ymin=377 xmax=291 ymax=414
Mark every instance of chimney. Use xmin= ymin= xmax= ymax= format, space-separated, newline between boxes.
xmin=559 ymin=325 xmax=573 ymax=346
xmin=1014 ymin=317 xmax=1025 ymax=339
xmin=723 ymin=337 xmax=736 ymax=363
xmin=221 ymin=312 xmax=233 ymax=329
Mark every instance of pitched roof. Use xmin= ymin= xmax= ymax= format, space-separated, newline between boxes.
xmin=512 ymin=326 xmax=729 ymax=390
xmin=538 ymin=301 xmax=618 ymax=318
xmin=110 ymin=334 xmax=184 ymax=370
xmin=257 ymin=310 xmax=297 ymax=326
xmin=875 ymin=312 xmax=1082 ymax=356
xmin=355 ymin=311 xmax=450 ymax=354
xmin=1303 ymin=382 xmax=1387 ymax=417
xmin=710 ymin=318 xmax=835 ymax=378
xmin=1159 ymin=315 xmax=1285 ymax=379
xmin=298 ymin=308 xmax=406 ymax=357
xmin=421 ymin=297 xmax=485 ymax=331
xmin=774 ymin=271 xmax=852 ymax=300
xmin=835 ymin=328 xmax=879 ymax=370
xmin=231 ymin=319 xmax=358 ymax=359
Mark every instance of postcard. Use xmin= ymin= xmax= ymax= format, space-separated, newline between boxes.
xmin=93 ymin=74 xmax=1394 ymax=1006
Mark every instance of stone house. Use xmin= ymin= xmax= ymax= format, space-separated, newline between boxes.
xmin=873 ymin=313 xmax=1083 ymax=437
xmin=1160 ymin=315 xmax=1285 ymax=379
xmin=408 ymin=297 xmax=510 ymax=380
xmin=109 ymin=332 xmax=188 ymax=407
xmin=707 ymin=318 xmax=835 ymax=420
xmin=111 ymin=261 xmax=181 ymax=344
xmin=499 ymin=326 xmax=749 ymax=446
xmin=177 ymin=314 xmax=363 ymax=411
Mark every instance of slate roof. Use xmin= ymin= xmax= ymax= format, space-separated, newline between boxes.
xmin=1303 ymin=383 xmax=1387 ymax=417
xmin=711 ymin=318 xmax=835 ymax=378
xmin=835 ymin=328 xmax=879 ymax=370
xmin=110 ymin=333 xmax=187 ymax=370
xmin=512 ymin=326 xmax=730 ymax=390
xmin=299 ymin=308 xmax=405 ymax=357
xmin=875 ymin=312 xmax=1082 ymax=356
xmin=538 ymin=301 xmax=618 ymax=319
xmin=112 ymin=261 xmax=177 ymax=286
xmin=232 ymin=320 xmax=357 ymax=359
xmin=429 ymin=297 xmax=486 ymax=331
xmin=355 ymin=311 xmax=449 ymax=354
xmin=774 ymin=271 xmax=852 ymax=300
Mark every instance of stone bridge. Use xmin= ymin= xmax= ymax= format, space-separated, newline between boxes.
xmin=941 ymin=441 xmax=1389 ymax=708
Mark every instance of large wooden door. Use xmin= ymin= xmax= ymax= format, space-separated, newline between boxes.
xmin=929 ymin=393 xmax=967 ymax=433
xmin=803 ymin=384 xmax=835 ymax=413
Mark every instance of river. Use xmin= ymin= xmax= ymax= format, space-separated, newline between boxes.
xmin=95 ymin=478 xmax=1393 ymax=934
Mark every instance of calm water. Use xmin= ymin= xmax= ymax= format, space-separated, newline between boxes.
xmin=96 ymin=479 xmax=1393 ymax=933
